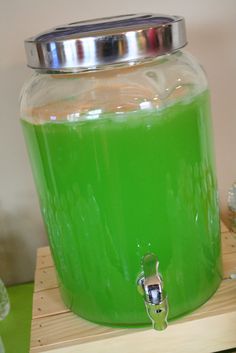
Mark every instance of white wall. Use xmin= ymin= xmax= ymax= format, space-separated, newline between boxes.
xmin=0 ymin=0 xmax=235 ymax=284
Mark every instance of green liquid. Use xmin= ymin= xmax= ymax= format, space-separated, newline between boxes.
xmin=21 ymin=90 xmax=221 ymax=326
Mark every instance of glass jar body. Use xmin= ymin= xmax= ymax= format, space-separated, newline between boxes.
xmin=20 ymin=50 xmax=222 ymax=326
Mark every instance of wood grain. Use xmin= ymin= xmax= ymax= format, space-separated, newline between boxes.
xmin=33 ymin=288 xmax=69 ymax=319
xmin=36 ymin=247 xmax=54 ymax=270
xmin=34 ymin=267 xmax=58 ymax=292
xmin=222 ymin=232 xmax=236 ymax=255
xmin=31 ymin=312 xmax=236 ymax=353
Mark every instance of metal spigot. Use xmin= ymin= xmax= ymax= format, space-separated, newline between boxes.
xmin=137 ymin=253 xmax=168 ymax=331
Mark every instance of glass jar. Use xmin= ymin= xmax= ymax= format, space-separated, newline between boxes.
xmin=20 ymin=14 xmax=222 ymax=329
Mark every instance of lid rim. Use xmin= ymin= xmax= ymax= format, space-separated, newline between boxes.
xmin=26 ymin=47 xmax=187 ymax=73
xmin=24 ymin=14 xmax=187 ymax=71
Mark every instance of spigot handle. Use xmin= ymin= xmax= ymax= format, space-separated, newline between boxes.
xmin=137 ymin=253 xmax=168 ymax=331
xmin=143 ymin=253 xmax=159 ymax=278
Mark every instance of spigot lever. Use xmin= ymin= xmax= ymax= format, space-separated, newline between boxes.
xmin=137 ymin=253 xmax=168 ymax=331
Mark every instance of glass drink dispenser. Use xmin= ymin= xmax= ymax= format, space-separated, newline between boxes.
xmin=20 ymin=14 xmax=222 ymax=330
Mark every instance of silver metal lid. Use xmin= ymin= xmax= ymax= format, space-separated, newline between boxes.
xmin=25 ymin=14 xmax=187 ymax=72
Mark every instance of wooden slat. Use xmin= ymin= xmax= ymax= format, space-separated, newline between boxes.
xmin=30 ymin=223 xmax=236 ymax=353
xmin=34 ymin=267 xmax=58 ymax=292
xmin=222 ymin=232 xmax=236 ymax=255
xmin=30 ymin=312 xmax=129 ymax=352
xmin=36 ymin=247 xmax=54 ymax=270
xmin=31 ymin=312 xmax=236 ymax=353
xmin=37 ymin=247 xmax=51 ymax=257
xmin=33 ymin=288 xmax=69 ymax=319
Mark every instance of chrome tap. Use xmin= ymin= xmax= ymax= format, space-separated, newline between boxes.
xmin=137 ymin=253 xmax=168 ymax=330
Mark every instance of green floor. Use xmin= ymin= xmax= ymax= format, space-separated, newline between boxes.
xmin=0 ymin=283 xmax=34 ymax=353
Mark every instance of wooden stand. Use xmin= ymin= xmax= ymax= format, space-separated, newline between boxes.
xmin=30 ymin=222 xmax=236 ymax=353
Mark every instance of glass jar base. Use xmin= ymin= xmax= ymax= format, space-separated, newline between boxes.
xmin=59 ymin=275 xmax=222 ymax=328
